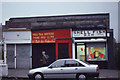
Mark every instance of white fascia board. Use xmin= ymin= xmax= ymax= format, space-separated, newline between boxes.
xmin=4 ymin=40 xmax=31 ymax=44
xmin=3 ymin=31 xmax=31 ymax=40
xmin=74 ymin=39 xmax=106 ymax=43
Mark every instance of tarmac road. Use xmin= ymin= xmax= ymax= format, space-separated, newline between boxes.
xmin=1 ymin=77 xmax=120 ymax=80
xmin=1 ymin=69 xmax=120 ymax=80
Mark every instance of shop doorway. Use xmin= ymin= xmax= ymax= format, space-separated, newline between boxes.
xmin=56 ymin=39 xmax=72 ymax=60
xmin=58 ymin=43 xmax=69 ymax=59
xmin=16 ymin=44 xmax=30 ymax=69
xmin=76 ymin=43 xmax=85 ymax=61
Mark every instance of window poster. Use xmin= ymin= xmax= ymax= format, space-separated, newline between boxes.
xmin=86 ymin=47 xmax=106 ymax=61
xmin=77 ymin=45 xmax=85 ymax=61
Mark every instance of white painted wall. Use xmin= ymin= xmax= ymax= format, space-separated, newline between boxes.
xmin=3 ymin=31 xmax=31 ymax=44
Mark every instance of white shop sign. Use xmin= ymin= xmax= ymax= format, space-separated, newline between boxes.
xmin=73 ymin=30 xmax=106 ymax=37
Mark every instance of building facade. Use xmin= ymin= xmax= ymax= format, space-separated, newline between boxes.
xmin=3 ymin=14 xmax=115 ymax=69
xmin=3 ymin=30 xmax=31 ymax=69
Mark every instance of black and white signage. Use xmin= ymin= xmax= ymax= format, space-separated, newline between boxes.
xmin=73 ymin=30 xmax=106 ymax=37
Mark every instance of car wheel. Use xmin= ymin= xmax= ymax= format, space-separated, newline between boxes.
xmin=77 ymin=74 xmax=86 ymax=80
xmin=34 ymin=73 xmax=43 ymax=80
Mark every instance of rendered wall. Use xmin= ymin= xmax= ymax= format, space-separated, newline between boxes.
xmin=3 ymin=31 xmax=31 ymax=44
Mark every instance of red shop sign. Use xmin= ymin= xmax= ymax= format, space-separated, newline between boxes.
xmin=32 ymin=29 xmax=71 ymax=43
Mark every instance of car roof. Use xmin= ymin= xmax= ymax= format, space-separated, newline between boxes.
xmin=57 ymin=58 xmax=79 ymax=61
xmin=48 ymin=58 xmax=89 ymax=67
xmin=56 ymin=59 xmax=89 ymax=66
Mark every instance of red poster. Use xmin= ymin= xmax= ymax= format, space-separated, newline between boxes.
xmin=32 ymin=29 xmax=71 ymax=43
xmin=81 ymin=48 xmax=83 ymax=51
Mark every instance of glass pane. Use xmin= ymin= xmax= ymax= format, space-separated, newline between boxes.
xmin=65 ymin=60 xmax=75 ymax=67
xmin=51 ymin=60 xmax=65 ymax=68
xmin=77 ymin=44 xmax=85 ymax=61
xmin=87 ymin=47 xmax=106 ymax=61
xmin=75 ymin=61 xmax=84 ymax=67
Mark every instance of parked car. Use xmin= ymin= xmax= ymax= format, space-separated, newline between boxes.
xmin=28 ymin=59 xmax=99 ymax=80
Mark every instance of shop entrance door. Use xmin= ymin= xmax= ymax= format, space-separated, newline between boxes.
xmin=16 ymin=44 xmax=30 ymax=69
xmin=76 ymin=43 xmax=85 ymax=61
xmin=56 ymin=39 xmax=72 ymax=60
xmin=58 ymin=43 xmax=69 ymax=59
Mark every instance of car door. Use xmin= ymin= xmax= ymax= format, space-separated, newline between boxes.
xmin=60 ymin=60 xmax=78 ymax=78
xmin=73 ymin=60 xmax=87 ymax=73
xmin=44 ymin=60 xmax=66 ymax=79
xmin=61 ymin=60 xmax=87 ymax=78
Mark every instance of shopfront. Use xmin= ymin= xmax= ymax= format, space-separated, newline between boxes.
xmin=4 ymin=13 xmax=115 ymax=69
xmin=3 ymin=30 xmax=31 ymax=69
xmin=72 ymin=30 xmax=111 ymax=68
xmin=31 ymin=29 xmax=72 ymax=68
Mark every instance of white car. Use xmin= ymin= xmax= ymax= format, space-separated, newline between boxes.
xmin=28 ymin=59 xmax=99 ymax=80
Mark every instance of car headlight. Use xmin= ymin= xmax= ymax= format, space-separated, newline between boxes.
xmin=29 ymin=70 xmax=35 ymax=74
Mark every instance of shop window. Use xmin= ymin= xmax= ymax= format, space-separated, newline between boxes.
xmin=86 ymin=43 xmax=107 ymax=61
xmin=77 ymin=44 xmax=85 ymax=61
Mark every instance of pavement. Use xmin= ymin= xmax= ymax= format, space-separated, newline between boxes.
xmin=8 ymin=69 xmax=29 ymax=78
xmin=3 ymin=69 xmax=120 ymax=79
xmin=99 ymin=69 xmax=120 ymax=79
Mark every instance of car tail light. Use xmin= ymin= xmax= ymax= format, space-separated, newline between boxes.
xmin=96 ymin=66 xmax=99 ymax=71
